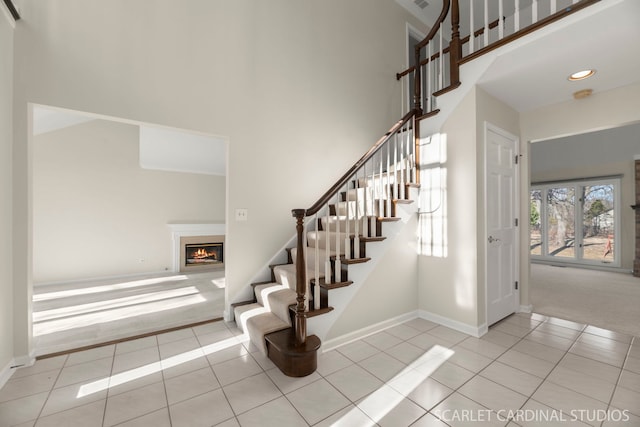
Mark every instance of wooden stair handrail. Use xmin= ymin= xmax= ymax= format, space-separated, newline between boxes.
xmin=303 ymin=108 xmax=418 ymax=217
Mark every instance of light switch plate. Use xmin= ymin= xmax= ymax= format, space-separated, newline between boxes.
xmin=235 ymin=208 xmax=248 ymax=221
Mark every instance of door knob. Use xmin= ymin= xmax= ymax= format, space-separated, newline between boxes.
xmin=488 ymin=236 xmax=500 ymax=243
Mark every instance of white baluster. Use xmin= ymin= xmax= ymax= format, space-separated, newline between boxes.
xmin=394 ymin=134 xmax=399 ymax=203
xmin=515 ymin=0 xmax=520 ymax=32
xmin=469 ymin=0 xmax=475 ymax=54
xmin=303 ymin=222 xmax=309 ymax=311
xmin=386 ymin=142 xmax=392 ymax=217
xmin=344 ymin=182 xmax=350 ymax=261
xmin=532 ymin=0 xmax=538 ymax=24
xmin=314 ymin=213 xmax=320 ymax=310
xmin=483 ymin=0 xmax=489 ymax=47
xmin=399 ymin=134 xmax=405 ymax=200
xmin=438 ymin=22 xmax=443 ymax=90
xmin=363 ymin=162 xmax=369 ymax=239
xmin=498 ymin=0 xmax=504 ymax=40
xmin=354 ymin=170 xmax=360 ymax=259
xmin=334 ymin=193 xmax=341 ymax=280
xmin=550 ymin=0 xmax=557 ymax=14
xmin=378 ymin=150 xmax=384 ymax=219
xmin=324 ymin=206 xmax=331 ymax=285
xmin=427 ymin=43 xmax=432 ymax=111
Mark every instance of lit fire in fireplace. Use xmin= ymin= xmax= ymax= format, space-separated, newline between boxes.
xmin=185 ymin=242 xmax=223 ymax=266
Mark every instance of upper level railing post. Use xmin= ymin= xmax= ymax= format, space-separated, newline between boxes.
xmin=292 ymin=209 xmax=307 ymax=346
xmin=449 ymin=0 xmax=462 ymax=86
xmin=413 ymin=47 xmax=422 ymax=114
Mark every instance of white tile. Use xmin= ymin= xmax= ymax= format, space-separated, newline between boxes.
xmin=569 ymin=342 xmax=627 ymax=367
xmin=625 ymin=355 xmax=640 ymax=374
xmin=40 ymin=381 xmax=108 ymax=417
xmin=316 ymin=350 xmax=353 ymax=377
xmin=103 ymin=381 xmax=167 ymax=426
xmin=480 ymin=361 xmax=543 ymax=396
xmin=205 ymin=342 xmax=248 ymax=366
xmin=236 ymin=396 xmax=307 ymax=427
xmin=11 ymin=356 xmax=67 ymax=379
xmin=502 ymin=315 xmax=543 ymax=330
xmin=194 ymin=329 xmax=234 ymax=346
xmin=164 ymin=366 xmax=220 ymax=405
xmin=429 ymin=361 xmax=475 ymax=390
xmin=114 ymin=407 xmax=171 ymax=427
xmin=191 ymin=320 xmax=230 ymax=336
xmin=406 ymin=377 xmax=453 ymax=411
xmin=584 ymin=325 xmax=634 ymax=344
xmin=557 ymin=353 xmax=621 ymax=384
xmin=32 ymin=399 xmax=105 ymax=427
xmin=358 ymin=351 xmax=407 ymax=382
xmin=427 ymin=326 xmax=470 ymax=345
xmin=160 ymin=354 xmax=210 ymax=379
xmin=601 ymin=406 xmax=640 ymax=426
xmin=168 ymin=388 xmax=234 ymax=427
xmin=362 ymin=331 xmax=403 ymax=351
xmin=384 ymin=323 xmax=422 ymax=340
xmin=248 ymin=349 xmax=277 ymax=371
xmin=544 ymin=317 xmax=586 ymax=332
xmin=337 ymin=340 xmax=380 ymax=363
xmin=525 ymin=330 xmax=575 ymax=351
xmin=223 ymin=372 xmax=282 ymax=415
xmin=619 ymin=369 xmax=640 ymax=393
xmin=458 ymin=337 xmax=509 ymax=359
xmin=431 ymin=392 xmax=504 ymax=427
xmin=115 ymin=336 xmax=158 ymax=355
xmin=326 ymin=364 xmax=384 ymax=402
xmin=313 ymin=404 xmax=376 ymax=427
xmin=65 ymin=345 xmax=115 ymax=366
xmin=480 ymin=329 xmax=522 ymax=348
xmin=385 ymin=341 xmax=426 ymax=365
xmin=547 ymin=365 xmax=616 ymax=403
xmin=576 ymin=333 xmax=630 ymax=354
xmin=265 ymin=366 xmax=321 ymax=394
xmin=158 ymin=336 xmax=203 ymax=360
xmin=106 ymin=371 xmax=164 ymax=397
xmin=0 ymin=370 xmax=58 ymax=402
xmin=448 ymin=347 xmax=493 ymax=373
xmin=610 ymin=386 xmax=640 ymax=417
xmin=356 ymin=384 xmax=426 ymax=426
xmin=411 ymin=412 xmax=451 ymax=427
xmin=532 ymin=382 xmax=607 ymax=418
xmin=498 ymin=349 xmax=556 ymax=379
xmin=55 ymin=357 xmax=113 ymax=389
xmin=459 ymin=376 xmax=528 ymax=412
xmin=286 ymin=378 xmax=350 ymax=425
xmin=211 ymin=354 xmax=263 ymax=386
xmin=403 ymin=318 xmax=439 ymax=332
xmin=493 ymin=322 xmax=533 ymax=338
xmin=0 ymin=391 xmax=48 ymax=427
xmin=512 ymin=340 xmax=565 ymax=364
xmin=519 ymin=399 xmax=591 ymax=426
xmin=111 ymin=346 xmax=159 ymax=374
xmin=534 ymin=323 xmax=582 ymax=341
xmin=156 ymin=328 xmax=195 ymax=345
xmin=408 ymin=332 xmax=457 ymax=350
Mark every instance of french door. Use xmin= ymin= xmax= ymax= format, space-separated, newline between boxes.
xmin=530 ymin=178 xmax=620 ymax=267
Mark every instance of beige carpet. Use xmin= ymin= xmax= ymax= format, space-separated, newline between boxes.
xmin=530 ymin=263 xmax=640 ymax=337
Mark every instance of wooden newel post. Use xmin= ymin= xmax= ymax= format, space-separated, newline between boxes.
xmin=449 ymin=0 xmax=462 ymax=86
xmin=292 ymin=209 xmax=307 ymax=346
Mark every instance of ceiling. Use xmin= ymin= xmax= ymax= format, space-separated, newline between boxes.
xmin=397 ymin=0 xmax=640 ymax=113
xmin=33 ymin=106 xmax=227 ymax=176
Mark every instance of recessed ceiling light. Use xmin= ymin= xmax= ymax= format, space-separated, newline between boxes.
xmin=568 ymin=69 xmax=596 ymax=81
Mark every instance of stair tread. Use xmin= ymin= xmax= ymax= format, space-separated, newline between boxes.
xmin=378 ymin=217 xmax=401 ymax=222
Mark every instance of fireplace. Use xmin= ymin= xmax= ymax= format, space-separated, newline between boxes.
xmin=167 ymin=224 xmax=226 ymax=273
xmin=179 ymin=235 xmax=225 ymax=272
xmin=185 ymin=242 xmax=223 ymax=267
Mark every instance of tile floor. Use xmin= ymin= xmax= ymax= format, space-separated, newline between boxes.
xmin=1 ymin=313 xmax=639 ymax=426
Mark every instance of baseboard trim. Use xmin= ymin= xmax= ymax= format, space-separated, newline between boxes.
xmin=418 ymin=310 xmax=487 ymax=338
xmin=321 ymin=310 xmax=419 ymax=352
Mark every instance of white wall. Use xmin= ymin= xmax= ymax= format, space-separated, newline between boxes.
xmin=33 ymin=119 xmax=225 ymax=283
xmin=1 ymin=5 xmax=15 ymax=378
xmin=418 ymin=88 xmax=479 ymax=329
xmin=11 ymin=0 xmax=425 ymax=357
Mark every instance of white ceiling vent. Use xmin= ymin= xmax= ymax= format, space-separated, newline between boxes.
xmin=413 ymin=0 xmax=428 ymax=9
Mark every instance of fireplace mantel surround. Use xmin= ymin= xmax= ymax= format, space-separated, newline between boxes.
xmin=167 ymin=223 xmax=226 ymax=273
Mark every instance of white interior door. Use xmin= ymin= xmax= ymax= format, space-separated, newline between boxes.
xmin=485 ymin=123 xmax=519 ymax=326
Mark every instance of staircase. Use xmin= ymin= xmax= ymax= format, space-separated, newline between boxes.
xmin=231 ymin=0 xmax=602 ymax=377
